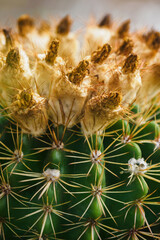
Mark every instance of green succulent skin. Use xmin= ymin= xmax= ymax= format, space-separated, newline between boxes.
xmin=0 ymin=105 xmax=160 ymax=240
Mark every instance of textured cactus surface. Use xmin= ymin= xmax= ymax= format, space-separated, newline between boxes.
xmin=0 ymin=14 xmax=160 ymax=240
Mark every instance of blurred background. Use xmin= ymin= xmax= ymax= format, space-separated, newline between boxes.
xmin=0 ymin=0 xmax=159 ymax=31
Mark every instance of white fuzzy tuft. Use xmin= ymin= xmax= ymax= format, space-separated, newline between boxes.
xmin=43 ymin=168 xmax=60 ymax=182
xmin=128 ymin=158 xmax=148 ymax=175
xmin=91 ymin=150 xmax=102 ymax=163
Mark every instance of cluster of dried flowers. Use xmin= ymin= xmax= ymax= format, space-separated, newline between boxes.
xmin=0 ymin=14 xmax=159 ymax=136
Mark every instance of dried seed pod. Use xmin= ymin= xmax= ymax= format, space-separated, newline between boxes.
xmin=0 ymin=47 xmax=32 ymax=106
xmin=35 ymin=42 xmax=65 ymax=98
xmin=106 ymin=55 xmax=141 ymax=106
xmin=92 ymin=53 xmax=141 ymax=108
xmin=48 ymin=60 xmax=90 ymax=127
xmin=6 ymin=48 xmax=20 ymax=68
xmin=36 ymin=49 xmax=89 ymax=127
xmin=81 ymin=91 xmax=123 ymax=135
xmin=89 ymin=92 xmax=122 ymax=113
xmin=11 ymin=88 xmax=48 ymax=136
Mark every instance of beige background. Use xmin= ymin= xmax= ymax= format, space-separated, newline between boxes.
xmin=0 ymin=0 xmax=159 ymax=31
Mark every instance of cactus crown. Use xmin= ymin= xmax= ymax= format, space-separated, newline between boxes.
xmin=0 ymin=13 xmax=160 ymax=240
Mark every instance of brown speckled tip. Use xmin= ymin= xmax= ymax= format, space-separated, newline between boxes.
xmin=118 ymin=38 xmax=133 ymax=56
xmin=15 ymin=89 xmax=34 ymax=109
xmin=6 ymin=48 xmax=20 ymax=68
xmin=101 ymin=92 xmax=122 ymax=109
xmin=68 ymin=60 xmax=89 ymax=85
xmin=56 ymin=15 xmax=72 ymax=35
xmin=2 ymin=29 xmax=13 ymax=49
xmin=91 ymin=43 xmax=111 ymax=64
xmin=98 ymin=14 xmax=112 ymax=28
xmin=17 ymin=14 xmax=35 ymax=36
xmin=45 ymin=39 xmax=59 ymax=65
xmin=117 ymin=19 xmax=130 ymax=38
xmin=89 ymin=91 xmax=122 ymax=114
xmin=122 ymin=54 xmax=138 ymax=74
xmin=143 ymin=30 xmax=160 ymax=51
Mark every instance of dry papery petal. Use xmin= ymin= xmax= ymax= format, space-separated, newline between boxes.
xmin=133 ymin=29 xmax=160 ymax=66
xmin=52 ymin=15 xmax=80 ymax=68
xmin=107 ymin=19 xmax=131 ymax=52
xmin=35 ymin=39 xmax=89 ymax=128
xmin=82 ymin=18 xmax=113 ymax=57
xmin=136 ymin=64 xmax=160 ymax=107
xmin=35 ymin=39 xmax=64 ymax=98
xmin=17 ymin=14 xmax=51 ymax=59
xmin=36 ymin=55 xmax=65 ymax=99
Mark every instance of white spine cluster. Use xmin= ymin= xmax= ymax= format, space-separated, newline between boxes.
xmin=43 ymin=168 xmax=60 ymax=182
xmin=128 ymin=158 xmax=148 ymax=175
xmin=91 ymin=150 xmax=102 ymax=163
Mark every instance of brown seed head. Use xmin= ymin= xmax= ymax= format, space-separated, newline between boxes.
xmin=101 ymin=92 xmax=122 ymax=109
xmin=143 ymin=30 xmax=160 ymax=51
xmin=122 ymin=54 xmax=138 ymax=74
xmin=88 ymin=91 xmax=122 ymax=115
xmin=15 ymin=89 xmax=34 ymax=110
xmin=56 ymin=15 xmax=72 ymax=35
xmin=12 ymin=90 xmax=48 ymax=136
xmin=98 ymin=14 xmax=112 ymax=28
xmin=68 ymin=60 xmax=89 ymax=85
xmin=91 ymin=43 xmax=111 ymax=64
xmin=117 ymin=19 xmax=130 ymax=38
xmin=45 ymin=39 xmax=59 ymax=65
xmin=6 ymin=48 xmax=20 ymax=68
xmin=17 ymin=14 xmax=35 ymax=36
xmin=118 ymin=38 xmax=133 ymax=56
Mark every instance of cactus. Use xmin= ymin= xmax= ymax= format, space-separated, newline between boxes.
xmin=0 ymin=14 xmax=160 ymax=240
